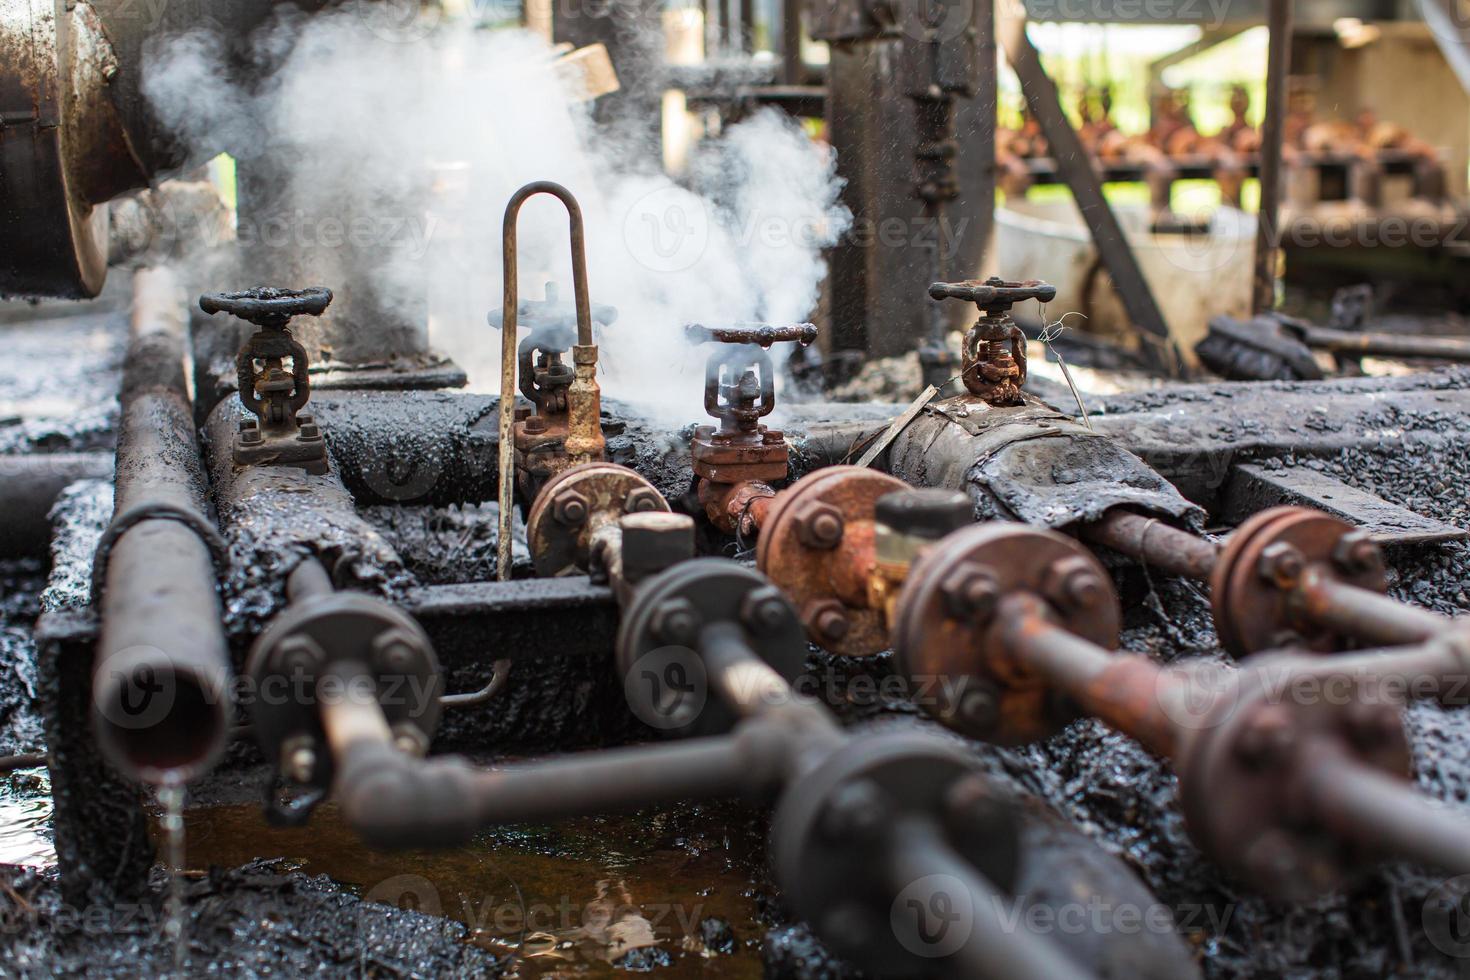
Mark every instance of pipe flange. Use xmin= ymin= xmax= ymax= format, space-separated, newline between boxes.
xmin=525 ymin=462 xmax=669 ymax=577
xmin=769 ymin=730 xmax=1019 ymax=977
xmin=756 ymin=465 xmax=910 ymax=656
xmin=1176 ymin=655 xmax=1410 ymax=900
xmin=246 ymin=592 xmax=443 ymax=793
xmin=892 ymin=523 xmax=1121 ymax=744
xmin=616 ymin=559 xmax=807 ymax=737
xmin=1211 ymin=506 xmax=1388 ymax=657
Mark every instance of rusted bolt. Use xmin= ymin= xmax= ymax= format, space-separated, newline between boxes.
xmin=740 ymin=586 xmax=793 ymax=636
xmin=525 ymin=415 xmax=548 ymax=435
xmin=552 ymin=490 xmax=589 ymax=527
xmin=803 ymin=599 xmax=850 ymax=643
xmin=298 ymin=420 xmax=321 ymax=440
xmin=1331 ymin=530 xmax=1384 ymax=576
xmin=652 ymin=598 xmax=702 ymax=647
xmin=1234 ymin=704 xmax=1295 ymax=768
xmin=1041 ymin=555 xmax=1107 ymax=613
xmin=276 ymin=635 xmax=322 ymax=677
xmin=240 ymin=420 xmax=264 ymax=446
xmin=373 ymin=630 xmax=421 ymax=675
xmin=1257 ymin=542 xmax=1305 ymax=589
xmin=624 ymin=487 xmax=663 ymax=514
xmin=820 ymin=779 xmax=886 ymax=842
xmin=793 ymin=501 xmax=845 ymax=551
xmin=939 ymin=561 xmax=999 ymax=622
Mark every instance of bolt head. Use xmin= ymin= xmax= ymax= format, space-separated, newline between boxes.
xmin=1042 ymin=555 xmax=1107 ymax=613
xmin=1258 ymin=542 xmax=1306 ymax=588
xmin=740 ymin=586 xmax=793 ymax=635
xmin=803 ymin=599 xmax=850 ymax=643
xmin=939 ymin=562 xmax=999 ymax=622
xmin=276 ymin=635 xmax=322 ymax=677
xmin=552 ymin=491 xmax=589 ymax=527
xmin=652 ymin=598 xmax=702 ymax=647
xmin=820 ymin=779 xmax=886 ymax=842
xmin=793 ymin=501 xmax=845 ymax=551
xmin=624 ymin=487 xmax=663 ymax=514
xmin=1332 ymin=530 xmax=1384 ymax=576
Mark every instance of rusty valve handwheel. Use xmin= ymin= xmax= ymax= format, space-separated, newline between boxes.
xmin=524 ymin=462 xmax=670 ymax=577
xmin=1210 ymin=505 xmax=1389 ymax=657
xmin=892 ymin=523 xmax=1121 ymax=744
xmin=755 ymin=465 xmax=911 ymax=657
xmin=200 ymin=286 xmax=333 ymax=327
xmin=927 ymin=278 xmax=1057 ymax=312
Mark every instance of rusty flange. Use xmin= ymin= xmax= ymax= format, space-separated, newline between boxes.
xmin=755 ymin=465 xmax=910 ymax=656
xmin=525 ymin=462 xmax=669 ymax=578
xmin=892 ymin=523 xmax=1121 ymax=744
xmin=1211 ymin=506 xmax=1388 ymax=657
xmin=1176 ymin=655 xmax=1410 ymax=899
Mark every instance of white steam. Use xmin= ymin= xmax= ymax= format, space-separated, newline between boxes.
xmin=142 ymin=12 xmax=848 ymax=420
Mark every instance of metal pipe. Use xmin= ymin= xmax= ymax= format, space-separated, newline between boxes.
xmin=998 ymin=594 xmax=1183 ymax=758
xmin=1081 ymin=509 xmax=1219 ymax=581
xmin=496 ymin=181 xmax=601 ymax=582
xmin=1297 ymin=567 xmax=1449 ymax=647
xmin=93 ymin=268 xmax=232 ymax=785
xmin=885 ymin=815 xmax=1091 ymax=980
xmin=286 ymin=556 xmax=336 ymax=603
xmin=0 ymin=452 xmax=114 ymax=559
xmin=1303 ymin=325 xmax=1470 ymax=362
xmin=1302 ymin=740 xmax=1470 ymax=878
xmin=1251 ymin=0 xmax=1292 ymax=313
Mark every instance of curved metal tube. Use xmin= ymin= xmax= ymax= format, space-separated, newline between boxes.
xmin=496 ymin=180 xmax=600 ymax=581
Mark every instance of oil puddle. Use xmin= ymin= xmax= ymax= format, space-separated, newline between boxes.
xmin=157 ymin=799 xmax=767 ymax=977
xmin=0 ymin=768 xmax=56 ymax=868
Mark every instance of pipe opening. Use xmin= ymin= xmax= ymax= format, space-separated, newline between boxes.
xmin=94 ymin=665 xmax=229 ymax=785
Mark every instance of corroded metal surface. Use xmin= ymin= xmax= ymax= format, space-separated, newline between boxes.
xmin=756 ymin=465 xmax=909 ymax=656
xmin=892 ymin=522 xmax=1121 ymax=744
xmin=524 ymin=461 xmax=668 ymax=578
xmin=1210 ymin=505 xmax=1389 ymax=656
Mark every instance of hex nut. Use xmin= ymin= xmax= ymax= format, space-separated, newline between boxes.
xmin=1041 ymin=555 xmax=1107 ymax=613
xmin=1257 ymin=542 xmax=1305 ymax=589
xmin=652 ymin=598 xmax=702 ymax=647
xmin=623 ymin=486 xmax=664 ymax=514
xmin=793 ymin=501 xmax=845 ymax=551
xmin=740 ymin=586 xmax=793 ymax=635
xmin=803 ymin=598 xmax=851 ymax=643
xmin=939 ymin=561 xmax=999 ymax=622
xmin=552 ymin=490 xmax=590 ymax=527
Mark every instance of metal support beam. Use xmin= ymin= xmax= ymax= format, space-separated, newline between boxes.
xmin=998 ymin=11 xmax=1180 ymax=375
xmin=1252 ymin=0 xmax=1292 ymax=313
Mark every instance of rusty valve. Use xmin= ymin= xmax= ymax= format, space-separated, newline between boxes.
xmin=523 ymin=462 xmax=671 ymax=579
xmin=199 ymin=286 xmax=333 ymax=475
xmin=686 ymin=322 xmax=818 ymax=536
xmin=495 ymin=182 xmax=607 ymax=582
xmin=892 ymin=522 xmax=1470 ymax=899
xmin=928 ymin=277 xmax=1056 ymax=406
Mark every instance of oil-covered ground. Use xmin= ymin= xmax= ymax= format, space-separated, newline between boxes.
xmin=4 ymin=287 xmax=1470 ymax=978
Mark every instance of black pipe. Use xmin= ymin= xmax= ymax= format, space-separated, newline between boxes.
xmin=0 ymin=453 xmax=114 ymax=559
xmin=93 ymin=269 xmax=232 ymax=785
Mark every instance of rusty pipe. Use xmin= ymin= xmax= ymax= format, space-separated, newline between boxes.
xmin=1301 ymin=739 xmax=1470 ymax=879
xmin=1296 ymin=566 xmax=1449 ymax=647
xmin=497 ymin=181 xmax=603 ymax=581
xmin=1080 ymin=509 xmax=1219 ymax=581
xmin=996 ymin=593 xmax=1185 ymax=759
xmin=93 ymin=269 xmax=232 ymax=785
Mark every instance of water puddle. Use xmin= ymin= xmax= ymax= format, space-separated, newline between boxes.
xmin=0 ymin=768 xmax=55 ymax=868
xmin=155 ymin=799 xmax=767 ymax=977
